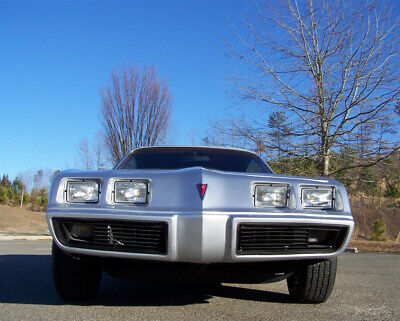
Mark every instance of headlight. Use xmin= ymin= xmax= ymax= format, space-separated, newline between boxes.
xmin=254 ymin=184 xmax=288 ymax=208
xmin=301 ymin=187 xmax=334 ymax=209
xmin=67 ymin=180 xmax=99 ymax=203
xmin=114 ymin=181 xmax=148 ymax=204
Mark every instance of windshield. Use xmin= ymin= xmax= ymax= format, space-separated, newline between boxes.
xmin=117 ymin=147 xmax=271 ymax=173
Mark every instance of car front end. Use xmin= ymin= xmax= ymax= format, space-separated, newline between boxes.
xmin=47 ymin=146 xmax=354 ymax=303
xmin=47 ymin=167 xmax=353 ymax=263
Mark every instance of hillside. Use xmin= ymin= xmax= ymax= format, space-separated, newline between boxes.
xmin=0 ymin=204 xmax=49 ymax=234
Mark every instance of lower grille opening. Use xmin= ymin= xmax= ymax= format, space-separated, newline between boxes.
xmin=237 ymin=224 xmax=348 ymax=255
xmin=53 ymin=218 xmax=168 ymax=255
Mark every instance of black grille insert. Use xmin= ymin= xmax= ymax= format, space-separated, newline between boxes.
xmin=53 ymin=218 xmax=168 ymax=255
xmin=237 ymin=224 xmax=348 ymax=255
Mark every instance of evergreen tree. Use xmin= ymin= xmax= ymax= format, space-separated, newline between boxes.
xmin=1 ymin=175 xmax=11 ymax=188
xmin=0 ymin=186 xmax=9 ymax=204
xmin=372 ymin=219 xmax=388 ymax=242
xmin=267 ymin=111 xmax=292 ymax=159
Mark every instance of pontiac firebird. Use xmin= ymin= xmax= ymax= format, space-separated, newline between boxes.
xmin=46 ymin=146 xmax=354 ymax=303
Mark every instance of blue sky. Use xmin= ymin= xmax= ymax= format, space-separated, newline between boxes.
xmin=0 ymin=0 xmax=253 ymax=178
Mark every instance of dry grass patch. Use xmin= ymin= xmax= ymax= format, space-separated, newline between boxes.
xmin=349 ymin=239 xmax=400 ymax=253
xmin=350 ymin=197 xmax=400 ymax=241
xmin=0 ymin=204 xmax=49 ymax=234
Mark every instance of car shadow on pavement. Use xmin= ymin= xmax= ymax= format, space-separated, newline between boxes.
xmin=0 ymin=255 xmax=291 ymax=306
xmin=210 ymin=285 xmax=292 ymax=304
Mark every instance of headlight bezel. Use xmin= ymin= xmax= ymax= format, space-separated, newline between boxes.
xmin=113 ymin=179 xmax=149 ymax=205
xmin=66 ymin=179 xmax=100 ymax=203
xmin=253 ymin=183 xmax=290 ymax=208
xmin=300 ymin=186 xmax=335 ymax=210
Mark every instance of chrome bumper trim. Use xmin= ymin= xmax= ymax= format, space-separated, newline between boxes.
xmin=47 ymin=210 xmax=354 ymax=263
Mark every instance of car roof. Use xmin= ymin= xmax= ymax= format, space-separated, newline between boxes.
xmin=131 ymin=145 xmax=260 ymax=156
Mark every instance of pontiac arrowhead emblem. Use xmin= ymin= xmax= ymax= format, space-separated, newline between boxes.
xmin=197 ymin=184 xmax=207 ymax=200
xmin=107 ymin=225 xmax=124 ymax=246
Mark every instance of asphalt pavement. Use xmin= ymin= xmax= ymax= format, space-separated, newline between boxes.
xmin=0 ymin=240 xmax=399 ymax=320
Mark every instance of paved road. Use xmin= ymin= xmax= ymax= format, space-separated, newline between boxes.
xmin=0 ymin=240 xmax=399 ymax=320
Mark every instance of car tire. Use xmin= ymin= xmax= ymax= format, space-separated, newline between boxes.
xmin=287 ymin=258 xmax=337 ymax=303
xmin=52 ymin=242 xmax=102 ymax=302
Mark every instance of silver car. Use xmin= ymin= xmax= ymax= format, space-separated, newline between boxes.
xmin=47 ymin=146 xmax=354 ymax=303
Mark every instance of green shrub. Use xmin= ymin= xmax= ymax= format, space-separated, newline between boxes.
xmin=385 ymin=183 xmax=400 ymax=199
xmin=371 ymin=219 xmax=388 ymax=242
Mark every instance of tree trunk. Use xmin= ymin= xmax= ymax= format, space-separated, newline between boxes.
xmin=321 ymin=121 xmax=330 ymax=176
xmin=20 ymin=188 xmax=24 ymax=208
xmin=320 ymin=135 xmax=330 ymax=176
xmin=322 ymin=153 xmax=330 ymax=177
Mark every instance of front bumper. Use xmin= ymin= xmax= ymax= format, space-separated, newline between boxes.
xmin=47 ymin=209 xmax=354 ymax=263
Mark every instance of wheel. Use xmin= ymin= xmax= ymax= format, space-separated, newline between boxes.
xmin=52 ymin=242 xmax=102 ymax=302
xmin=287 ymin=258 xmax=337 ymax=303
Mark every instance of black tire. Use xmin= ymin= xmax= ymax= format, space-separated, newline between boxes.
xmin=52 ymin=242 xmax=102 ymax=302
xmin=287 ymin=258 xmax=337 ymax=304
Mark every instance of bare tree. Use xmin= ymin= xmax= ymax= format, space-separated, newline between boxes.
xmin=33 ymin=169 xmax=54 ymax=190
xmin=77 ymin=132 xmax=108 ymax=170
xmin=78 ymin=138 xmax=93 ymax=170
xmin=18 ymin=169 xmax=34 ymax=192
xmin=18 ymin=170 xmax=33 ymax=208
xmin=101 ymin=65 xmax=172 ymax=164
xmin=33 ymin=169 xmax=44 ymax=190
xmin=228 ymin=0 xmax=400 ymax=176
xmin=396 ymin=99 xmax=400 ymax=117
xmin=92 ymin=130 xmax=107 ymax=170
xmin=203 ymin=118 xmax=255 ymax=150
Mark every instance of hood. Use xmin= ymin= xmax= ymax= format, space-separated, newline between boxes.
xmin=48 ymin=167 xmax=346 ymax=213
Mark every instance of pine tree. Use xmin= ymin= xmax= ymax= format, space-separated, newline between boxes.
xmin=0 ymin=186 xmax=9 ymax=204
xmin=371 ymin=219 xmax=388 ymax=242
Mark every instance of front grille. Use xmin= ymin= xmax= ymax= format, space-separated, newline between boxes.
xmin=237 ymin=224 xmax=348 ymax=255
xmin=53 ymin=218 xmax=168 ymax=255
